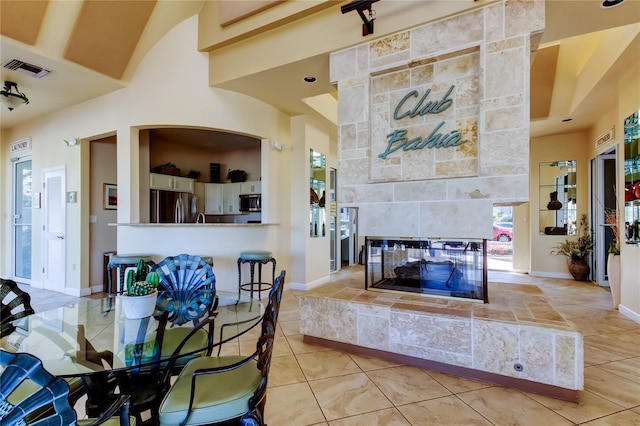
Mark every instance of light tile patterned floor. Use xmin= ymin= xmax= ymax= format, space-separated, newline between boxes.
xmin=20 ymin=267 xmax=640 ymax=425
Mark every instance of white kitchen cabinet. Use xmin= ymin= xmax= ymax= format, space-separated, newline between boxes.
xmin=172 ymin=176 xmax=195 ymax=193
xmin=149 ymin=173 xmax=194 ymax=193
xmin=149 ymin=173 xmax=173 ymax=191
xmin=240 ymin=180 xmax=261 ymax=194
xmin=204 ymin=183 xmax=224 ymax=215
xmin=223 ymin=183 xmax=242 ymax=214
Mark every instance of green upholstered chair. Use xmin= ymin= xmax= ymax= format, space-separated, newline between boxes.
xmin=152 ymin=254 xmax=218 ymax=374
xmin=157 ymin=270 xmax=286 ymax=426
xmin=0 ymin=350 xmax=134 ymax=426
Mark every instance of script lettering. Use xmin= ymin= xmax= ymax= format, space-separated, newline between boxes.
xmin=379 ymin=123 xmax=468 ymax=159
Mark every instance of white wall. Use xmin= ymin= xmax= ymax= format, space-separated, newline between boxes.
xmin=529 ymin=132 xmax=590 ymax=278
xmin=617 ymin=61 xmax=640 ymax=320
xmin=0 ymin=15 xmax=332 ymax=294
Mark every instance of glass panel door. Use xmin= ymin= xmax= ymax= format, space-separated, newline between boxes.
xmin=13 ymin=158 xmax=32 ymax=280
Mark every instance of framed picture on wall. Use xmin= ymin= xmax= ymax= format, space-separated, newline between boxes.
xmin=103 ymin=183 xmax=117 ymax=210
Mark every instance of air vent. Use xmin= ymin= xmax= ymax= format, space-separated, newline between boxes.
xmin=3 ymin=59 xmax=52 ymax=79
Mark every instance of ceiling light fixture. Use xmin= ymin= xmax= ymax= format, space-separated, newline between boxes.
xmin=0 ymin=81 xmax=29 ymax=111
xmin=341 ymin=0 xmax=379 ymax=36
xmin=304 ymin=76 xmax=317 ymax=83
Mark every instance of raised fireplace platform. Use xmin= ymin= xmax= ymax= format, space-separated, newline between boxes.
xmin=299 ymin=269 xmax=583 ymax=401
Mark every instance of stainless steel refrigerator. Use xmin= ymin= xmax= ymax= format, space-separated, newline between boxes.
xmin=150 ymin=190 xmax=198 ymax=223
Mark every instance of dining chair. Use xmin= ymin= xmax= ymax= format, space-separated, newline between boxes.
xmin=0 ymin=279 xmax=106 ymax=411
xmin=0 ymin=278 xmax=35 ymax=338
xmin=157 ymin=270 xmax=286 ymax=426
xmin=152 ymin=254 xmax=218 ymax=371
xmin=0 ymin=350 xmax=133 ymax=426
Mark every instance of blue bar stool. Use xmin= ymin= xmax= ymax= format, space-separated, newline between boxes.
xmin=106 ymin=254 xmax=155 ymax=294
xmin=237 ymin=251 xmax=276 ymax=299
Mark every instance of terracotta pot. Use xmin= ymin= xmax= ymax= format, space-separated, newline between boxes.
xmin=568 ymin=260 xmax=590 ymax=281
xmin=607 ymin=253 xmax=621 ymax=309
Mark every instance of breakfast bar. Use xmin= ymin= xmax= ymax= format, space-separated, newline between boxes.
xmin=111 ymin=223 xmax=281 ymax=295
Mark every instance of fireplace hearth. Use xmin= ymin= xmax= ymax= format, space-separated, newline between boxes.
xmin=365 ymin=237 xmax=488 ymax=302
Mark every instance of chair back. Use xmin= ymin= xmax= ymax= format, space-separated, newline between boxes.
xmin=152 ymin=254 xmax=217 ymax=326
xmin=1 ymin=279 xmax=35 ymax=338
xmin=247 ymin=270 xmax=286 ymax=416
xmin=0 ymin=350 xmax=76 ymax=426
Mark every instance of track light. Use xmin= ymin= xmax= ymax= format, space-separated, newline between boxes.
xmin=1 ymin=81 xmax=30 ymax=111
xmin=341 ymin=0 xmax=379 ymax=36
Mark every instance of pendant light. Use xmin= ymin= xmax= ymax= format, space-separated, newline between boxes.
xmin=1 ymin=81 xmax=30 ymax=111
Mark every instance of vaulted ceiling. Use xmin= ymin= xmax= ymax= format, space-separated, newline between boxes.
xmin=1 ymin=0 xmax=639 ymax=140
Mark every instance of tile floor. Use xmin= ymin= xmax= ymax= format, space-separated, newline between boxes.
xmin=19 ymin=267 xmax=640 ymax=425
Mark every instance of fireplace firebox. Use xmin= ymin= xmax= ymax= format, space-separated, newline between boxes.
xmin=364 ymin=237 xmax=488 ymax=302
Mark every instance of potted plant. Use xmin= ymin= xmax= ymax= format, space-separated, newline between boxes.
xmin=227 ymin=169 xmax=247 ymax=183
xmin=120 ymin=260 xmax=160 ymax=319
xmin=550 ymin=214 xmax=593 ymax=281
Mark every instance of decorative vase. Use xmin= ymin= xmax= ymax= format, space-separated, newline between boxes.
xmin=120 ymin=292 xmax=158 ymax=319
xmin=547 ymin=191 xmax=563 ymax=210
xmin=567 ymin=260 xmax=590 ymax=281
xmin=607 ymin=253 xmax=621 ymax=309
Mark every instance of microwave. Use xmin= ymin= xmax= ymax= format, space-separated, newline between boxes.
xmin=239 ymin=194 xmax=261 ymax=212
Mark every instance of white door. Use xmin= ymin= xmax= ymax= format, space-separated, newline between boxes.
xmin=42 ymin=167 xmax=66 ymax=292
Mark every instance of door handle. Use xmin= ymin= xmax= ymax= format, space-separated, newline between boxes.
xmin=57 ymin=235 xmax=64 ymax=240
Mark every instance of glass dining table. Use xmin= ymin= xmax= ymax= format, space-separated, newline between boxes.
xmin=0 ymin=290 xmax=265 ymax=416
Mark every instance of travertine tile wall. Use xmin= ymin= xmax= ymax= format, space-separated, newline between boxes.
xmin=330 ymin=0 xmax=545 ymax=240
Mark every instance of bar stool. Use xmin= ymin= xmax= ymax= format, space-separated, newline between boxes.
xmin=106 ymin=254 xmax=155 ymax=294
xmin=199 ymin=256 xmax=214 ymax=267
xmin=237 ymin=251 xmax=276 ymax=299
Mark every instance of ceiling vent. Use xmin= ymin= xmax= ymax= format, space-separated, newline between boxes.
xmin=3 ymin=59 xmax=52 ymax=79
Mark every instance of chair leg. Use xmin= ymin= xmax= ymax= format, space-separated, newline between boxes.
xmin=107 ymin=263 xmax=114 ymax=294
xmin=237 ymin=258 xmax=242 ymax=302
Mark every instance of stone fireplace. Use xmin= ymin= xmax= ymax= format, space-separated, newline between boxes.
xmin=332 ymin=1 xmax=544 ymax=241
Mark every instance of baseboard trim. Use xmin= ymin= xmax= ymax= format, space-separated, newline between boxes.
xmin=619 ymin=304 xmax=640 ymax=324
xmin=529 ymin=270 xmax=573 ymax=280
xmin=289 ymin=276 xmax=330 ymax=291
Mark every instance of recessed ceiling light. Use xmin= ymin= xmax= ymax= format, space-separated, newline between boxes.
xmin=562 ymin=118 xmax=573 ymax=122
xmin=601 ymin=0 xmax=625 ymax=8
xmin=304 ymin=76 xmax=317 ymax=83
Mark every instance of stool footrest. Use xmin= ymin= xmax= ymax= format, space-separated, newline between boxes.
xmin=240 ymin=283 xmax=273 ymax=290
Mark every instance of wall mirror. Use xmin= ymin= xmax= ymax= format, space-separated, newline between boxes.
xmin=624 ymin=109 xmax=639 ymax=245
xmin=539 ymin=160 xmax=577 ymax=236
xmin=310 ymin=149 xmax=326 ymax=238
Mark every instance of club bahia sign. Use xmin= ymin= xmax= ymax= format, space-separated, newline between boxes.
xmin=378 ymin=85 xmax=468 ymax=159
